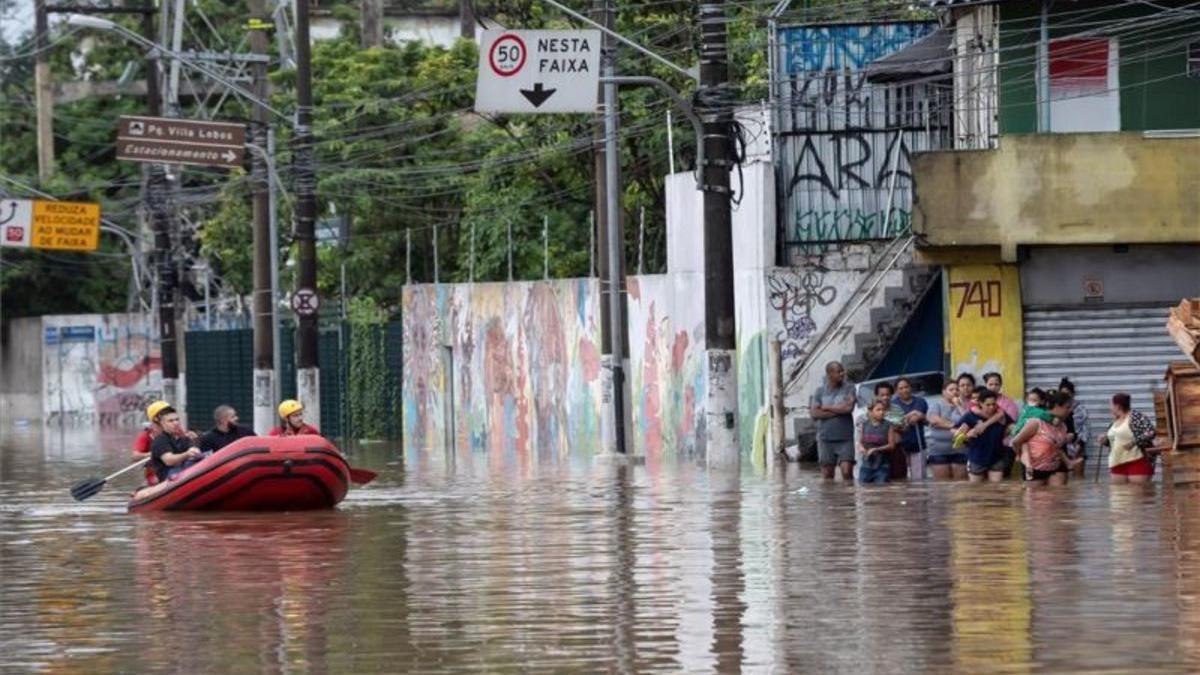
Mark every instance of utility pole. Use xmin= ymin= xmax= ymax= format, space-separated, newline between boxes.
xmin=293 ymin=0 xmax=321 ymax=426
xmin=249 ymin=0 xmax=275 ymax=434
xmin=698 ymin=0 xmax=738 ymax=467
xmin=362 ymin=0 xmax=383 ymax=48
xmin=141 ymin=5 xmax=182 ymax=412
xmin=459 ymin=0 xmax=475 ymax=40
xmin=34 ymin=0 xmax=54 ymax=184
xmin=591 ymin=0 xmax=628 ymax=454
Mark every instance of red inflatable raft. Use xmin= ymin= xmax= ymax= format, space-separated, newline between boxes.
xmin=128 ymin=436 xmax=350 ymax=513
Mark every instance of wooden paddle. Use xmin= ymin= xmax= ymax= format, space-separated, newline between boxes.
xmin=71 ymin=457 xmax=151 ymax=502
xmin=348 ymin=467 xmax=377 ymax=485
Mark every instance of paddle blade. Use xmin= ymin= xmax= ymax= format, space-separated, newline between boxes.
xmin=348 ymin=467 xmax=377 ymax=485
xmin=70 ymin=477 xmax=106 ymax=502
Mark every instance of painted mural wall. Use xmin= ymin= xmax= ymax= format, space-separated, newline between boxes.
xmin=41 ymin=313 xmax=162 ymax=428
xmin=402 ymin=279 xmax=604 ymax=463
xmin=775 ymin=21 xmax=948 ymax=257
xmin=626 ymin=275 xmax=706 ymax=458
xmin=946 ymin=264 xmax=1025 ymax=395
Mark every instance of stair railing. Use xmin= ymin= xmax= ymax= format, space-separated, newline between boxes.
xmin=783 ymin=233 xmax=916 ymax=395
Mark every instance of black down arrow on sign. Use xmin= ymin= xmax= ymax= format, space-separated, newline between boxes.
xmin=520 ymin=83 xmax=556 ymax=107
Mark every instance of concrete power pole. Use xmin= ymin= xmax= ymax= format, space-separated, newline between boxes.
xmin=34 ymin=0 xmax=55 ymax=184
xmin=459 ymin=0 xmax=475 ymax=40
xmin=698 ymin=0 xmax=738 ymax=467
xmin=249 ymin=0 xmax=275 ymax=434
xmin=362 ymin=0 xmax=383 ymax=48
xmin=591 ymin=0 xmax=629 ymax=454
xmin=293 ymin=0 xmax=321 ymax=426
xmin=140 ymin=7 xmax=182 ymax=412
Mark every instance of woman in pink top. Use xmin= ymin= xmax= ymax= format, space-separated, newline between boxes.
xmin=1012 ymin=390 xmax=1081 ymax=486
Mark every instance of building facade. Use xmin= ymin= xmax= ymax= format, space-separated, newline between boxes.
xmin=915 ymin=0 xmax=1200 ymax=418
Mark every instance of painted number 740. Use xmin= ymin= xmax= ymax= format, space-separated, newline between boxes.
xmin=950 ymin=280 xmax=1002 ymax=318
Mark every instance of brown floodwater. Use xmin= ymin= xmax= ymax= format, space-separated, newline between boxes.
xmin=3 ymin=424 xmax=1200 ymax=673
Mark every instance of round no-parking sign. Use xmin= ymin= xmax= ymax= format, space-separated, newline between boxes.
xmin=488 ymin=33 xmax=527 ymax=77
xmin=291 ymin=288 xmax=319 ymax=317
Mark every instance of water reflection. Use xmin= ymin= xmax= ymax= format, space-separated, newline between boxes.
xmin=5 ymin=431 xmax=1200 ymax=672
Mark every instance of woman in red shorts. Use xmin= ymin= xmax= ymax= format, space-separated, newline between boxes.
xmin=1101 ymin=393 xmax=1156 ymax=484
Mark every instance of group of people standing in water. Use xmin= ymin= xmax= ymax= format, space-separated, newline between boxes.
xmin=130 ymin=399 xmax=322 ymax=485
xmin=810 ymin=362 xmax=1159 ymax=486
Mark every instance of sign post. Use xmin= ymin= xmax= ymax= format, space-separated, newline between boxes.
xmin=116 ymin=115 xmax=247 ymax=169
xmin=474 ymin=30 xmax=601 ymax=114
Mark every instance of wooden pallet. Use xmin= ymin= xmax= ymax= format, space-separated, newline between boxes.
xmin=1167 ymin=299 xmax=1200 ymax=369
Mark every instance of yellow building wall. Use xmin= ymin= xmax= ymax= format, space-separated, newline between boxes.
xmin=946 ymin=264 xmax=1024 ymax=395
xmin=913 ymin=133 xmax=1200 ymax=262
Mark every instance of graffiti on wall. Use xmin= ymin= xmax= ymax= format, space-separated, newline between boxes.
xmin=627 ymin=276 xmax=706 ymax=458
xmin=402 ymin=280 xmax=603 ymax=464
xmin=768 ymin=270 xmax=838 ymax=362
xmin=775 ymin=22 xmax=947 ymax=250
xmin=793 ymin=208 xmax=912 ymax=245
xmin=780 ymin=23 xmax=937 ymax=73
xmin=43 ymin=315 xmax=162 ymax=428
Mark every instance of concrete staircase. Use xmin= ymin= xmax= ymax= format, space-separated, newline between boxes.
xmin=845 ymin=264 xmax=939 ymax=382
xmin=781 ymin=237 xmax=939 ymax=455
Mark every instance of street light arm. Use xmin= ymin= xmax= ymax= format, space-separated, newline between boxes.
xmin=601 ymin=75 xmax=704 ymax=190
xmin=66 ymin=14 xmax=290 ymax=121
xmin=536 ymin=0 xmax=697 ymax=82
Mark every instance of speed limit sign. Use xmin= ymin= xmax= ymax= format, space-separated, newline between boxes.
xmin=488 ymin=33 xmax=527 ymax=77
xmin=474 ymin=29 xmax=600 ymax=114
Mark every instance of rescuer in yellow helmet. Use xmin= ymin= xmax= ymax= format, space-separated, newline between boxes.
xmin=270 ymin=399 xmax=321 ymax=437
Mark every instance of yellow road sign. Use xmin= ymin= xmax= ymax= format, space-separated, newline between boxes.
xmin=30 ymin=200 xmax=100 ymax=251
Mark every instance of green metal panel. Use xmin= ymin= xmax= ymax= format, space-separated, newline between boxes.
xmin=998 ymin=2 xmax=1039 ymax=134
xmin=184 ymin=330 xmax=253 ymax=433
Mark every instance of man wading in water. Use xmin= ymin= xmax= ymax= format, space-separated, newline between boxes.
xmin=810 ymin=361 xmax=857 ymax=481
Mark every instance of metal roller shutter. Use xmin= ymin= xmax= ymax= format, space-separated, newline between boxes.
xmin=1023 ymin=305 xmax=1177 ymax=425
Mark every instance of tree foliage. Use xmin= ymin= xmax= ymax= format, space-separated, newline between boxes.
xmin=2 ymin=0 xmax=919 ymax=321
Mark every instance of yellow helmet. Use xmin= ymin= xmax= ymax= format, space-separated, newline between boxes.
xmin=278 ymin=399 xmax=304 ymax=419
xmin=146 ymin=400 xmax=171 ymax=423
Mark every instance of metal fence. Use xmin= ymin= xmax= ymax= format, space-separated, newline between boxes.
xmin=185 ymin=321 xmax=403 ymax=441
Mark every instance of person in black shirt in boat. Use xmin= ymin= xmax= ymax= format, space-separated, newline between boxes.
xmin=199 ymin=405 xmax=256 ymax=454
xmin=149 ymin=405 xmax=205 ymax=482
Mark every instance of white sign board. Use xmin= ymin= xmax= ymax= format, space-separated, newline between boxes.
xmin=0 ymin=199 xmax=33 ymax=248
xmin=475 ymin=29 xmax=601 ymax=114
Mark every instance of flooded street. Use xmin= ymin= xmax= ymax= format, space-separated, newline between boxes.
xmin=4 ymin=427 xmax=1200 ymax=673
